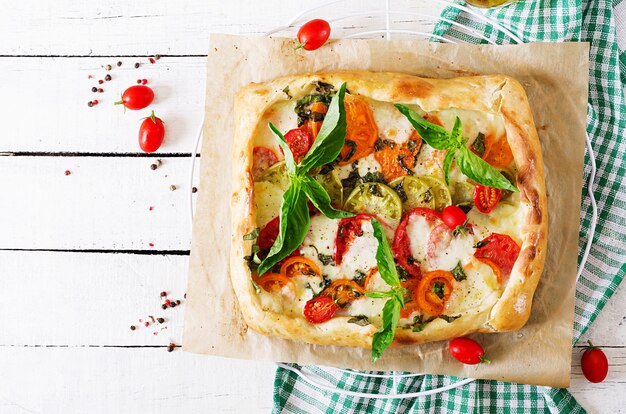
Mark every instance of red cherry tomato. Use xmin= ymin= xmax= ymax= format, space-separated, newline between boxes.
xmin=449 ymin=337 xmax=490 ymax=365
xmin=392 ymin=208 xmax=442 ymax=278
xmin=115 ymin=85 xmax=154 ymax=110
xmin=474 ymin=233 xmax=520 ymax=276
xmin=296 ymin=19 xmax=331 ymax=51
xmin=257 ymin=217 xmax=301 ymax=261
xmin=334 ymin=214 xmax=372 ymax=265
xmin=303 ymin=295 xmax=338 ymax=324
xmin=442 ymin=205 xmax=467 ymax=229
xmin=138 ymin=111 xmax=165 ymax=153
xmin=473 ymin=184 xmax=502 ymax=213
xmin=581 ymin=341 xmax=608 ymax=383
xmin=252 ymin=147 xmax=279 ymax=177
xmin=284 ymin=128 xmax=314 ymax=161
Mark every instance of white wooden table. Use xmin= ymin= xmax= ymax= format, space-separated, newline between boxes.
xmin=1 ymin=1 xmax=624 ymax=412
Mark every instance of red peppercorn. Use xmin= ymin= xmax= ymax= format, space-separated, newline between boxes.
xmin=65 ymin=170 xmax=71 ymax=176
xmin=144 ymin=322 xmax=150 ymax=327
xmin=141 ymin=79 xmax=148 ymax=85
xmin=92 ymin=100 xmax=99 ymax=105
xmin=167 ymin=343 xmax=176 ymax=352
xmin=160 ymin=291 xmax=167 ymax=297
xmin=98 ymin=88 xmax=103 ymax=93
xmin=98 ymin=79 xmax=104 ymax=84
xmin=149 ymin=58 xmax=156 ymax=64
xmin=164 ymin=299 xmax=171 ymax=305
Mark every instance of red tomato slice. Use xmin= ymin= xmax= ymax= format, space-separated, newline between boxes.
xmin=252 ymin=147 xmax=279 ymax=177
xmin=334 ymin=214 xmax=373 ymax=265
xmin=392 ymin=208 xmax=442 ymax=278
xmin=257 ymin=217 xmax=301 ymax=261
xmin=338 ymin=95 xmax=378 ymax=165
xmin=284 ymin=128 xmax=313 ymax=161
xmin=473 ymin=233 xmax=520 ymax=276
xmin=473 ymin=184 xmax=502 ymax=214
xmin=303 ymin=296 xmax=338 ymax=324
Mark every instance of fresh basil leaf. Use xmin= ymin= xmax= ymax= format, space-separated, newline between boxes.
xmin=301 ymin=175 xmax=354 ymax=219
xmin=442 ymin=149 xmax=456 ymax=186
xmin=348 ymin=315 xmax=371 ymax=326
xmin=433 ymin=281 xmax=445 ymax=299
xmin=371 ymin=218 xmax=401 ymax=288
xmin=317 ymin=253 xmax=334 ymax=266
xmin=243 ymin=227 xmax=260 ymax=240
xmin=411 ymin=315 xmax=432 ymax=332
xmin=457 ymin=146 xmax=518 ymax=192
xmin=371 ymin=298 xmax=400 ymax=363
xmin=451 ymin=116 xmax=463 ymax=147
xmin=268 ymin=122 xmax=297 ymax=177
xmin=394 ymin=104 xmax=456 ymax=150
xmin=451 ymin=261 xmax=467 ymax=281
xmin=257 ymin=181 xmax=310 ymax=275
xmin=365 ymin=291 xmax=393 ymax=299
xmin=473 ymin=239 xmax=490 ymax=249
xmin=299 ymin=83 xmax=347 ymax=173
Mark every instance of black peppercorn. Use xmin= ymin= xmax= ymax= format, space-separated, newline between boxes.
xmin=161 ymin=304 xmax=167 ymax=310
xmin=117 ymin=61 xmax=122 ymax=67
xmin=191 ymin=187 xmax=198 ymax=193
xmin=157 ymin=317 xmax=165 ymax=324
xmin=130 ymin=325 xmax=136 ymax=331
xmin=91 ymin=87 xmax=97 ymax=92
xmin=88 ymin=101 xmax=94 ymax=107
xmin=104 ymin=74 xmax=112 ymax=81
xmin=150 ymin=164 xmax=157 ymax=170
xmin=134 ymin=62 xmax=140 ymax=68
xmin=167 ymin=343 xmax=175 ymax=352
xmin=170 ymin=302 xmax=177 ymax=308
xmin=176 ymin=300 xmax=181 ymax=305
xmin=160 ymin=291 xmax=167 ymax=297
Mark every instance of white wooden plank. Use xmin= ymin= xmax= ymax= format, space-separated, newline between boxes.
xmin=0 ymin=0 xmax=443 ymax=55
xmin=0 ymin=346 xmax=622 ymax=414
xmin=579 ymin=274 xmax=626 ymax=346
xmin=0 ymin=157 xmax=198 ymax=249
xmin=0 ymin=57 xmax=206 ymax=153
xmin=0 ymin=347 xmax=275 ymax=414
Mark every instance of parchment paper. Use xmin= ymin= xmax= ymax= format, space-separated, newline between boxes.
xmin=183 ymin=34 xmax=589 ymax=388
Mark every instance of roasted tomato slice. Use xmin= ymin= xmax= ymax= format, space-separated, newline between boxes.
xmin=302 ymin=102 xmax=327 ymax=139
xmin=252 ymin=146 xmax=279 ymax=177
xmin=338 ymin=95 xmax=378 ymax=165
xmin=373 ymin=132 xmax=422 ymax=182
xmin=483 ymin=135 xmax=514 ymax=168
xmin=280 ymin=257 xmax=322 ymax=278
xmin=321 ymin=279 xmax=365 ymax=307
xmin=255 ymin=273 xmax=295 ymax=294
xmin=473 ymin=184 xmax=502 ymax=214
xmin=284 ymin=128 xmax=314 ymax=161
xmin=304 ymin=296 xmax=338 ymax=324
xmin=392 ymin=208 xmax=442 ymax=278
xmin=474 ymin=233 xmax=520 ymax=276
xmin=415 ymin=270 xmax=454 ymax=316
xmin=334 ymin=214 xmax=373 ymax=265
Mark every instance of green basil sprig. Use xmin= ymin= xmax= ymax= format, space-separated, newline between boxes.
xmin=257 ymin=83 xmax=354 ymax=276
xmin=394 ymin=104 xmax=518 ymax=192
xmin=366 ymin=218 xmax=407 ymax=363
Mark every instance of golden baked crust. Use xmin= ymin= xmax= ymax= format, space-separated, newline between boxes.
xmin=230 ymin=71 xmax=547 ymax=348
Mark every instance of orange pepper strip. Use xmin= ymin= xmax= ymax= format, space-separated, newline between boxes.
xmin=280 ymin=257 xmax=322 ymax=278
xmin=399 ymin=277 xmax=421 ymax=318
xmin=321 ymin=278 xmax=365 ymax=307
xmin=415 ymin=270 xmax=455 ymax=316
xmin=255 ymin=273 xmax=296 ymax=294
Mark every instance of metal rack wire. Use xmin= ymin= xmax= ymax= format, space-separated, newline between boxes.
xmin=188 ymin=0 xmax=598 ymax=399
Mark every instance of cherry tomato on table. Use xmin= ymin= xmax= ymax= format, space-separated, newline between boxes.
xmin=115 ymin=85 xmax=154 ymax=110
xmin=304 ymin=296 xmax=338 ymax=324
xmin=581 ymin=341 xmax=608 ymax=383
xmin=473 ymin=233 xmax=520 ymax=276
xmin=473 ymin=184 xmax=502 ymax=213
xmin=138 ymin=111 xmax=165 ymax=153
xmin=449 ymin=337 xmax=490 ymax=365
xmin=296 ymin=19 xmax=331 ymax=51
xmin=442 ymin=205 xmax=467 ymax=229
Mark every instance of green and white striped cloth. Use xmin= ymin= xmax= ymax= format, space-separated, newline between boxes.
xmin=274 ymin=1 xmax=626 ymax=412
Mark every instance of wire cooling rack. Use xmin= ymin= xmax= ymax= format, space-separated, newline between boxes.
xmin=188 ymin=0 xmax=599 ymax=399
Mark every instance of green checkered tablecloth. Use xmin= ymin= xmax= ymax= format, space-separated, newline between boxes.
xmin=274 ymin=1 xmax=626 ymax=412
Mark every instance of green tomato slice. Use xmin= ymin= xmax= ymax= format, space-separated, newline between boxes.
xmin=388 ymin=176 xmax=436 ymax=212
xmin=451 ymin=181 xmax=475 ymax=206
xmin=419 ymin=176 xmax=452 ymax=212
xmin=254 ymin=161 xmax=289 ymax=190
xmin=314 ymin=170 xmax=343 ymax=208
xmin=344 ymin=182 xmax=403 ymax=219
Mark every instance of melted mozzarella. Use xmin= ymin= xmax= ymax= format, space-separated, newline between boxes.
xmin=346 ymin=297 xmax=387 ymax=324
xmin=369 ymin=100 xmax=417 ymax=144
xmin=426 ymin=232 xmax=477 ymax=272
xmin=435 ymin=108 xmax=506 ymax=146
xmin=406 ymin=214 xmax=436 ymax=262
xmin=468 ymin=202 xmax=524 ymax=245
xmin=338 ymin=220 xmax=378 ymax=281
xmin=253 ymin=181 xmax=283 ymax=227
xmin=444 ymin=258 xmax=500 ymax=315
xmin=301 ymin=215 xmax=342 ymax=280
xmin=253 ymin=101 xmax=298 ymax=154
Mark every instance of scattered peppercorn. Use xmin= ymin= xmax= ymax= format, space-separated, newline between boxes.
xmin=98 ymin=88 xmax=103 ymax=93
xmin=137 ymin=79 xmax=142 ymax=84
xmin=134 ymin=62 xmax=140 ymax=68
xmin=150 ymin=163 xmax=157 ymax=170
xmin=141 ymin=79 xmax=148 ymax=85
xmin=104 ymin=74 xmax=112 ymax=81
xmin=170 ymin=302 xmax=177 ymax=308
xmin=184 ymin=293 xmax=187 ymax=299
xmin=130 ymin=325 xmax=136 ymax=331
xmin=164 ymin=299 xmax=171 ymax=305
xmin=155 ymin=54 xmax=161 ymax=60
xmin=191 ymin=187 xmax=198 ymax=193
xmin=157 ymin=317 xmax=165 ymax=324
xmin=144 ymin=321 xmax=150 ymax=327
xmin=91 ymin=87 xmax=97 ymax=92
xmin=88 ymin=101 xmax=94 ymax=107
xmin=176 ymin=300 xmax=181 ymax=305
xmin=155 ymin=159 xmax=162 ymax=167
xmin=167 ymin=343 xmax=176 ymax=352
xmin=98 ymin=79 xmax=104 ymax=84
xmin=92 ymin=100 xmax=99 ymax=105
xmin=169 ymin=185 xmax=176 ymax=191
xmin=160 ymin=291 xmax=167 ymax=297
xmin=65 ymin=170 xmax=71 ymax=176
xmin=149 ymin=58 xmax=156 ymax=64
xmin=161 ymin=304 xmax=167 ymax=310
xmin=117 ymin=61 xmax=122 ymax=67
xmin=105 ymin=64 xmax=112 ymax=71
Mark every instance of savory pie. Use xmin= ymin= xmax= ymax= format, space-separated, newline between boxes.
xmin=230 ymin=71 xmax=547 ymax=353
